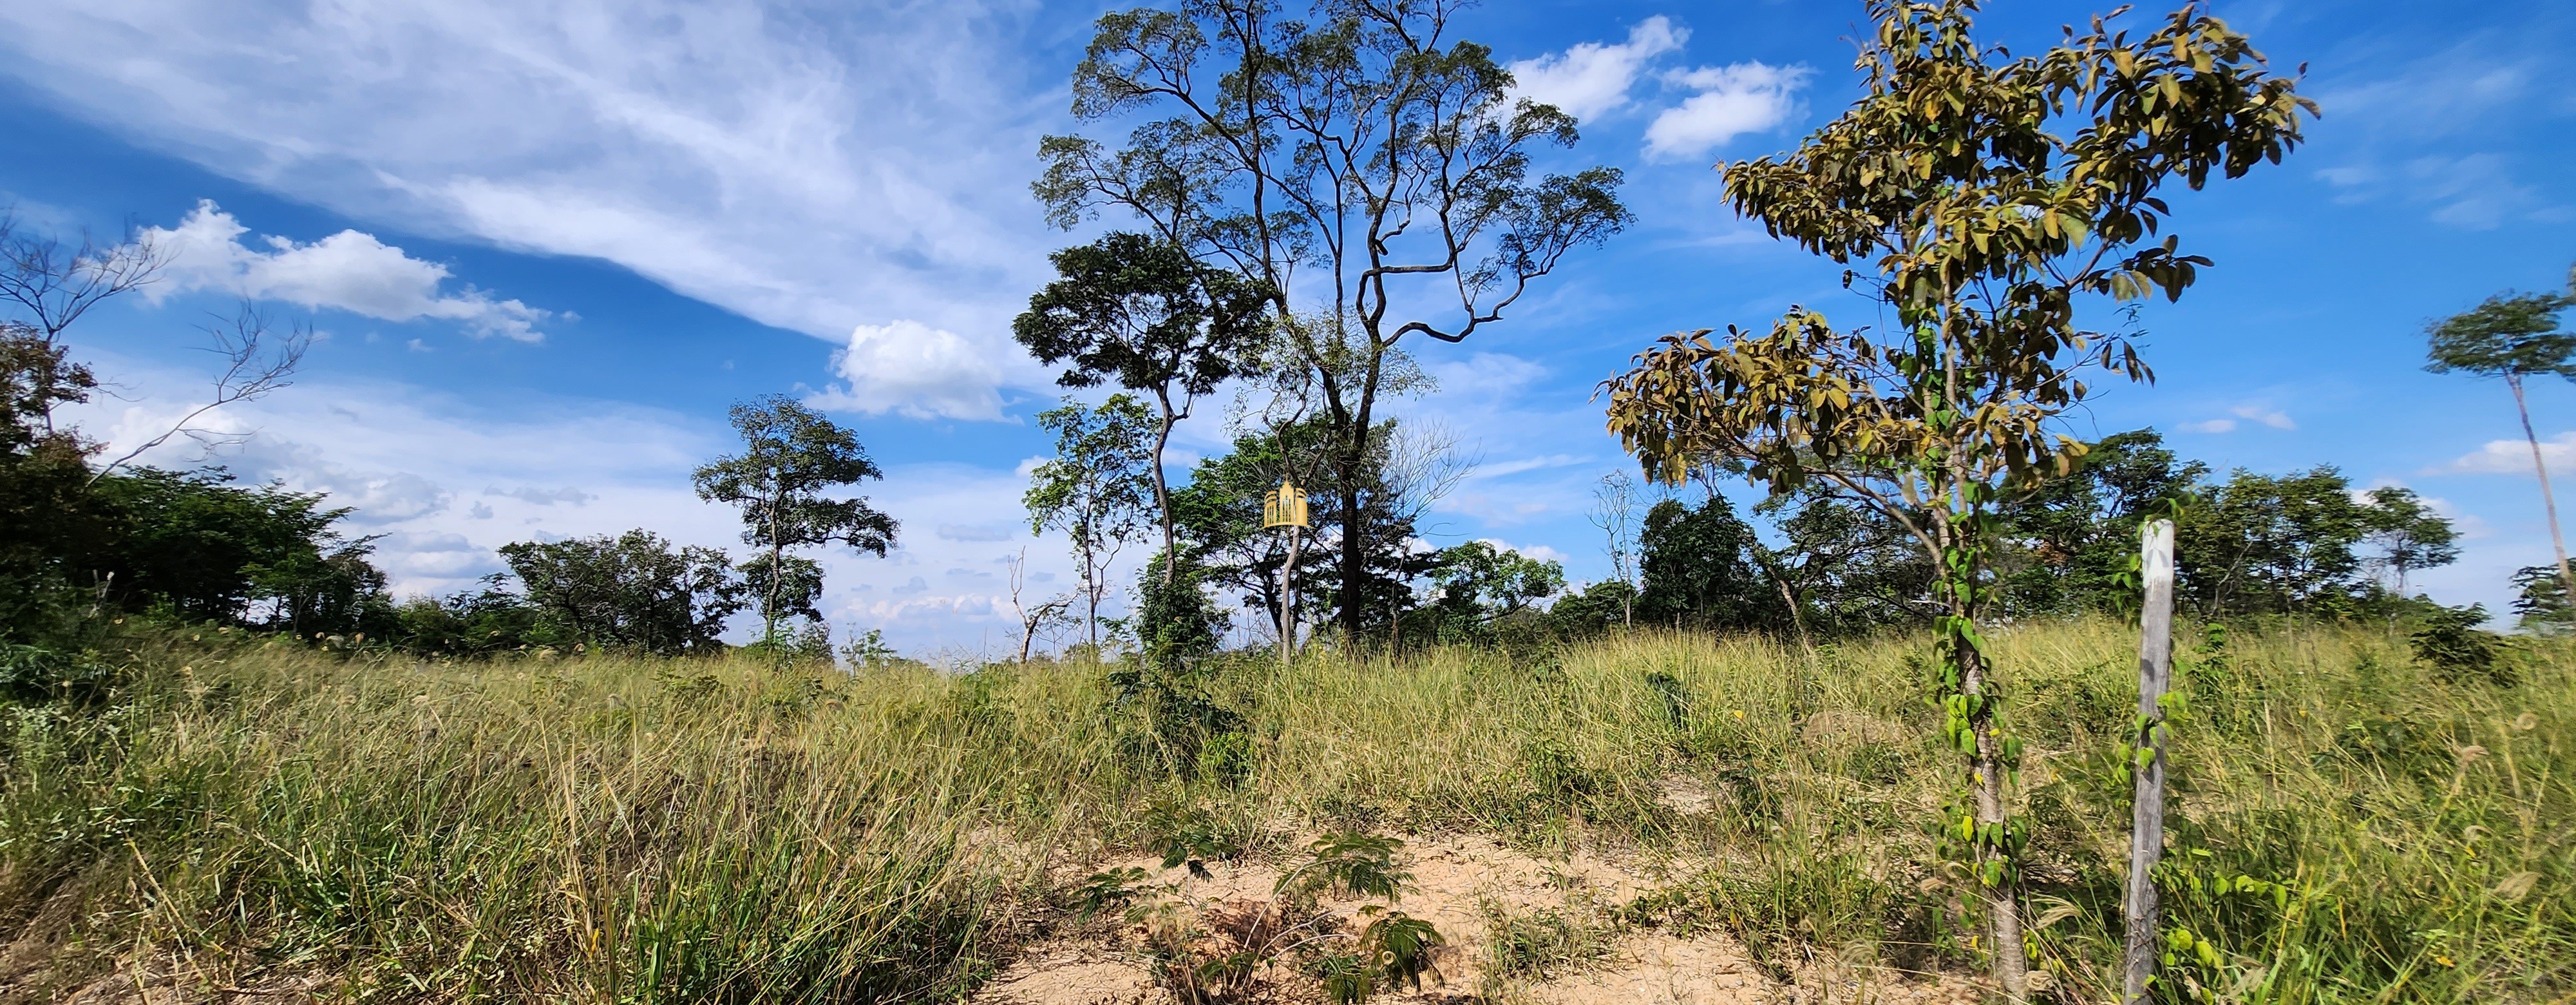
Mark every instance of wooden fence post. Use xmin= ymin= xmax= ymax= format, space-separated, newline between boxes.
xmin=2123 ymin=518 xmax=2176 ymax=1005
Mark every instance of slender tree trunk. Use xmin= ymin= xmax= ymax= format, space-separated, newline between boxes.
xmin=2510 ymin=376 xmax=2576 ymax=605
xmin=1152 ymin=397 xmax=1179 ymax=586
xmin=1339 ymin=474 xmax=1364 ymax=643
xmin=765 ymin=474 xmax=783 ymax=672
xmin=1278 ymin=526 xmax=1302 ymax=665
xmin=1964 ymin=629 xmax=2028 ymax=999
xmin=2124 ymin=519 xmax=2177 ymax=1005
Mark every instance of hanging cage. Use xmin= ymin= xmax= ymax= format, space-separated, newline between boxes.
xmin=1262 ymin=479 xmax=1309 ymax=530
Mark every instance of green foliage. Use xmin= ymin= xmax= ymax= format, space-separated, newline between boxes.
xmin=1636 ymin=494 xmax=1776 ymax=631
xmin=1043 ymin=0 xmax=1628 ymax=640
xmin=692 ymin=395 xmax=896 ymax=638
xmin=1142 ymin=794 xmax=1258 ymax=878
xmin=1135 ymin=550 xmax=1231 ymax=671
xmin=1283 ymin=832 xmax=1409 ymax=903
xmin=1602 ymin=3 xmax=2313 ymax=991
xmin=1028 ymin=395 xmax=1157 ymax=647
xmin=1479 ymin=895 xmax=1618 ymax=982
xmin=2423 ymin=285 xmax=2576 ymax=382
xmin=2410 ymin=604 xmax=2506 ymax=685
xmin=1410 ymin=541 xmax=1564 ymax=645
xmin=2513 ymin=563 xmax=2573 ymax=634
xmin=1014 ymin=232 xmax=1273 ymax=402
xmin=497 ymin=529 xmax=741 ymax=656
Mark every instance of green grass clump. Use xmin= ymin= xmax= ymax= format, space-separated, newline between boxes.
xmin=0 ymin=619 xmax=2568 ymax=1002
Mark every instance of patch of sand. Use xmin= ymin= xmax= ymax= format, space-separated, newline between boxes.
xmin=976 ymin=830 xmax=1980 ymax=1005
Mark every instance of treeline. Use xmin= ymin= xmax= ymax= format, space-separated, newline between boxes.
xmin=1095 ymin=420 xmax=2569 ymax=660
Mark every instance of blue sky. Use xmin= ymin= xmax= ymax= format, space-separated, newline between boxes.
xmin=5 ymin=0 xmax=2571 ymax=654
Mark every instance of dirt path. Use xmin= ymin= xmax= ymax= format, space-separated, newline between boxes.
xmin=974 ymin=832 xmax=1979 ymax=1005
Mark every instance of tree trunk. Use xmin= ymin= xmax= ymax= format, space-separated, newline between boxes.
xmin=1152 ymin=396 xmax=1179 ymax=586
xmin=1961 ymin=621 xmax=2029 ymax=1000
xmin=1278 ymin=526 xmax=1302 ymax=665
xmin=2123 ymin=519 xmax=2177 ymax=1005
xmin=2511 ymin=376 xmax=2576 ymax=606
xmin=1338 ymin=474 xmax=1364 ymax=643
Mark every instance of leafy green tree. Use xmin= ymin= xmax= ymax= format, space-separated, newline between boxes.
xmin=0 ymin=322 xmax=110 ymax=640
xmin=390 ymin=578 xmax=547 ymax=656
xmin=693 ymin=396 xmax=897 ymax=649
xmin=1600 ymin=4 xmax=2312 ymax=994
xmin=1167 ymin=423 xmax=1318 ymax=638
xmin=1039 ymin=0 xmax=1631 ymax=638
xmin=2510 ymin=563 xmax=2571 ymax=635
xmin=1994 ymin=429 xmax=2204 ymax=614
xmin=2358 ymin=486 xmax=2459 ymax=597
xmin=1411 ymin=541 xmax=1564 ymax=644
xmin=2424 ymin=271 xmax=2576 ymax=604
xmin=1027 ymin=396 xmax=1157 ymax=650
xmin=498 ymin=530 xmax=743 ymax=655
xmin=1016 ymin=232 xmax=1273 ymax=585
xmin=1133 ymin=548 xmax=1231 ymax=670
xmin=2173 ymin=467 xmax=2450 ymax=617
xmin=84 ymin=468 xmax=357 ymax=622
xmin=1761 ymin=492 xmax=1936 ymax=637
xmin=250 ymin=544 xmax=393 ymax=639
xmin=1634 ymin=495 xmax=1774 ymax=632
xmin=1546 ymin=579 xmax=1639 ymax=638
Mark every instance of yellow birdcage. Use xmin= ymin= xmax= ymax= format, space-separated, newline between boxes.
xmin=1262 ymin=479 xmax=1309 ymax=530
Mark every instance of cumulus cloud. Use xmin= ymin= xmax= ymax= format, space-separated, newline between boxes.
xmin=938 ymin=522 xmax=1018 ymax=542
xmin=142 ymin=201 xmax=551 ymax=340
xmin=2438 ymin=432 xmax=2576 ymax=475
xmin=1506 ymin=16 xmax=1687 ymax=123
xmin=1643 ymin=62 xmax=1810 ymax=160
xmin=811 ymin=320 xmax=1010 ymax=421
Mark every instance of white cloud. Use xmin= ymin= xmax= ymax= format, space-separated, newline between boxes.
xmin=1506 ymin=16 xmax=1687 ymax=123
xmin=0 ymin=0 xmax=1061 ymax=414
xmin=1474 ymin=454 xmax=1588 ymax=479
xmin=485 ymin=486 xmax=596 ymax=506
xmin=2177 ymin=405 xmax=2295 ymax=435
xmin=811 ymin=320 xmax=1013 ymax=421
xmin=2234 ymin=405 xmax=2297 ymax=430
xmin=2439 ymin=431 xmax=2576 ymax=475
xmin=142 ymin=201 xmax=551 ymax=340
xmin=1643 ymin=62 xmax=1810 ymax=161
xmin=1478 ymin=539 xmax=1571 ymax=566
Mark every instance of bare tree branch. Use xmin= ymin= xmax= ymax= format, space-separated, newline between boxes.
xmin=90 ymin=302 xmax=310 ymax=484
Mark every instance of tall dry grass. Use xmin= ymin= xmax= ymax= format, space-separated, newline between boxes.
xmin=0 ymin=619 xmax=2568 ymax=1002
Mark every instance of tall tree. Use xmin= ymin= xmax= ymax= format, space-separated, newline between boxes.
xmin=1601 ymin=4 xmax=2311 ymax=996
xmin=2358 ymin=486 xmax=2459 ymax=597
xmin=1026 ymin=396 xmax=1158 ymax=650
xmin=1014 ymin=231 xmax=1273 ymax=586
xmin=1634 ymin=495 xmax=1774 ymax=632
xmin=1037 ymin=0 xmax=1631 ymax=640
xmin=2425 ymin=272 xmax=2576 ymax=605
xmin=692 ymin=396 xmax=897 ymax=651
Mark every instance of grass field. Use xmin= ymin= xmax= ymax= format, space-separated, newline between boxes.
xmin=0 ymin=619 xmax=2568 ymax=1003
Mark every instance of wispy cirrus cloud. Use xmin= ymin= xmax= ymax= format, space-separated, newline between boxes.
xmin=0 ymin=0 xmax=1064 ymax=416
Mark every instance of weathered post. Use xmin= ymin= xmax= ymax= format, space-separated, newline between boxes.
xmin=2123 ymin=518 xmax=2177 ymax=1004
